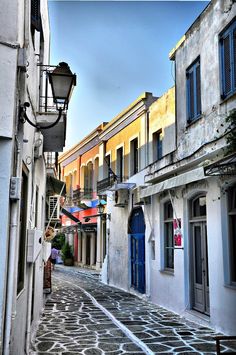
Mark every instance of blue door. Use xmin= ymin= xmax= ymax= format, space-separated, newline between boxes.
xmin=129 ymin=208 xmax=145 ymax=293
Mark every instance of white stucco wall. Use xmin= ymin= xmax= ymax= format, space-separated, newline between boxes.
xmin=206 ymin=179 xmax=236 ymax=334
xmin=175 ymin=0 xmax=236 ymax=160
xmin=108 ymin=202 xmax=129 ymax=290
xmin=0 ymin=0 xmax=19 ymax=43
xmin=149 ymin=193 xmax=186 ymax=314
xmin=0 ymin=0 xmax=51 ymax=352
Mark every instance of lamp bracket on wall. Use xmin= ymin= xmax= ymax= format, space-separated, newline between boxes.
xmin=83 ymin=213 xmax=111 ymax=221
xmin=19 ymin=102 xmax=63 ymax=130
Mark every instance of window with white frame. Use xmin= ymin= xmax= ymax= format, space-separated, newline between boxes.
xmin=186 ymin=57 xmax=201 ymax=123
xmin=219 ymin=19 xmax=236 ymax=100
xmin=228 ymin=184 xmax=236 ymax=284
xmin=164 ymin=201 xmax=174 ymax=270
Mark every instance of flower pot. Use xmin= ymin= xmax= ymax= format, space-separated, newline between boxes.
xmin=64 ymin=258 xmax=74 ymax=266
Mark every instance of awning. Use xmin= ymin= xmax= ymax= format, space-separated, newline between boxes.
xmin=46 ymin=176 xmax=66 ymax=196
xmin=204 ymin=153 xmax=236 ymax=176
xmin=61 ymin=207 xmax=80 ymax=223
xmin=140 ymin=167 xmax=206 ymax=198
xmin=110 ymin=183 xmax=136 ymax=191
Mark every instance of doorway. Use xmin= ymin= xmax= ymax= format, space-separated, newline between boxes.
xmin=129 ymin=207 xmax=145 ymax=293
xmin=190 ymin=195 xmax=209 ymax=315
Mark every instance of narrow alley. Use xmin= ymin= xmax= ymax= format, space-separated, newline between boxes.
xmin=30 ymin=267 xmax=235 ymax=355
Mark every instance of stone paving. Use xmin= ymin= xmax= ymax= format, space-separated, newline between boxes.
xmin=30 ymin=266 xmax=236 ymax=354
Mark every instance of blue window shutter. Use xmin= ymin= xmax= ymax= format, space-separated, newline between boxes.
xmin=223 ymin=35 xmax=231 ymax=96
xmin=157 ymin=135 xmax=162 ymax=160
xmin=187 ymin=59 xmax=201 ymax=122
xmin=196 ymin=63 xmax=201 ymax=115
xmin=233 ymin=30 xmax=236 ymax=90
xmin=187 ymin=70 xmax=194 ymax=121
xmin=220 ymin=19 xmax=236 ymax=99
xmin=189 ymin=71 xmax=194 ymax=120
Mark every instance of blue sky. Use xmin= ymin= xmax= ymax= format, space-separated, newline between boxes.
xmin=48 ymin=1 xmax=209 ymax=151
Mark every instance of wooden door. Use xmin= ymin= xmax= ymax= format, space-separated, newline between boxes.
xmin=192 ymin=222 xmax=209 ymax=315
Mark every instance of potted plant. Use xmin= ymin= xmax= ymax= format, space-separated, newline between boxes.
xmin=61 ymin=242 xmax=74 ymax=266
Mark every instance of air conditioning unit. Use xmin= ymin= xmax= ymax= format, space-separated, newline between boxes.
xmin=48 ymin=195 xmax=60 ymax=220
xmin=27 ymin=229 xmax=43 ymax=263
xmin=132 ymin=186 xmax=144 ymax=206
xmin=114 ymin=189 xmax=129 ymax=207
xmin=34 ymin=131 xmax=44 ymax=159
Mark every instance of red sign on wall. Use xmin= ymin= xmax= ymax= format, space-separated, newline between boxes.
xmin=173 ymin=218 xmax=182 ymax=247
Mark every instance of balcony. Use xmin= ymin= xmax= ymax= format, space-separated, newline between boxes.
xmin=97 ymin=175 xmax=128 ymax=193
xmin=72 ymin=188 xmax=94 ymax=204
xmin=37 ymin=64 xmax=67 ymax=152
xmin=36 ymin=112 xmax=66 ymax=152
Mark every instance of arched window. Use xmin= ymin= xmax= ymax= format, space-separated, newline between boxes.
xmin=191 ymin=195 xmax=206 ymax=218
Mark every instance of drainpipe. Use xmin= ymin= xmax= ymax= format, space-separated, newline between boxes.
xmin=3 ymin=134 xmax=22 ymax=355
xmin=25 ymin=264 xmax=33 ymax=354
xmin=25 ymin=162 xmax=36 ymax=354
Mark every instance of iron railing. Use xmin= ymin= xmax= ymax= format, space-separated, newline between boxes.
xmin=214 ymin=336 xmax=236 ymax=354
xmin=97 ymin=175 xmax=128 ymax=192
xmin=72 ymin=188 xmax=94 ymax=202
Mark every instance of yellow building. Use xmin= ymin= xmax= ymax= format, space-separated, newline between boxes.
xmin=58 ymin=124 xmax=107 ymax=269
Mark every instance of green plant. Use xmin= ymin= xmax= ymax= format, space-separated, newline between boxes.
xmin=52 ymin=233 xmax=65 ymax=250
xmin=225 ymin=109 xmax=236 ymax=155
xmin=61 ymin=242 xmax=73 ymax=261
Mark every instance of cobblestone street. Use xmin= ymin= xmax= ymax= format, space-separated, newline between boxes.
xmin=30 ymin=266 xmax=236 ymax=354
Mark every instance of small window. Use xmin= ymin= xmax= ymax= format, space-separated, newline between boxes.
xmin=84 ymin=162 xmax=93 ymax=199
xmin=228 ymin=185 xmax=236 ymax=284
xmin=219 ymin=19 xmax=236 ymax=99
xmin=192 ymin=195 xmax=206 ymax=218
xmin=31 ymin=0 xmax=41 ymax=44
xmin=186 ymin=57 xmax=201 ymax=122
xmin=104 ymin=154 xmax=111 ymax=178
xmin=116 ymin=147 xmax=123 ymax=182
xmin=164 ymin=201 xmax=174 ymax=270
xmin=130 ymin=138 xmax=138 ymax=176
xmin=153 ymin=130 xmax=162 ymax=161
xmin=31 ymin=0 xmax=41 ymax=32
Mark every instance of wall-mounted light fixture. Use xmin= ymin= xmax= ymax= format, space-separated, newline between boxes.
xmin=19 ymin=62 xmax=76 ymax=130
xmin=82 ymin=201 xmax=111 ymax=222
xmin=48 ymin=62 xmax=76 ymax=111
xmin=97 ymin=201 xmax=105 ymax=215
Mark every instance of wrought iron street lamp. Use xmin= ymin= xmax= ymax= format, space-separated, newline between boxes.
xmin=97 ymin=201 xmax=105 ymax=215
xmin=48 ymin=62 xmax=76 ymax=111
xmin=83 ymin=201 xmax=110 ymax=222
xmin=20 ymin=62 xmax=76 ymax=129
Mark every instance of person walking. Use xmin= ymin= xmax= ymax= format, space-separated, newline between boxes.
xmin=50 ymin=247 xmax=59 ymax=270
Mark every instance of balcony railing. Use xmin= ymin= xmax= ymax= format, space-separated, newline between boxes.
xmin=72 ymin=188 xmax=94 ymax=202
xmin=97 ymin=175 xmax=128 ymax=192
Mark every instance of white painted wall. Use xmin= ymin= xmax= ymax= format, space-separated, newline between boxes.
xmin=108 ymin=201 xmax=129 ymax=290
xmin=149 ymin=193 xmax=186 ymax=314
xmin=0 ymin=0 xmax=51 ymax=352
xmin=175 ymin=0 xmax=236 ymax=160
xmin=206 ymin=179 xmax=236 ymax=334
